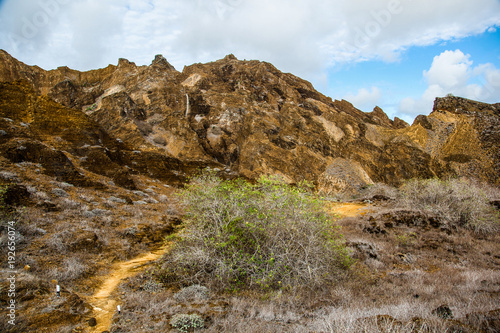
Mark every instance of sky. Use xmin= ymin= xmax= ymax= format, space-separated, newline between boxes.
xmin=0 ymin=0 xmax=500 ymax=123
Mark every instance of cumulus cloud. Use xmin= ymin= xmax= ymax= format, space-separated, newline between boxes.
xmin=399 ymin=49 xmax=500 ymax=117
xmin=0 ymin=0 xmax=67 ymax=55
xmin=0 ymin=0 xmax=499 ymax=122
xmin=1 ymin=0 xmax=499 ymax=74
xmin=343 ymin=86 xmax=382 ymax=112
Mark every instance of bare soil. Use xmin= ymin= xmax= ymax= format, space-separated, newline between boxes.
xmin=329 ymin=202 xmax=376 ymax=217
xmin=85 ymin=244 xmax=170 ymax=333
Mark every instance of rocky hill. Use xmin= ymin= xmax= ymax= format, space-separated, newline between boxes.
xmin=1 ymin=50 xmax=499 ymax=333
xmin=0 ymin=49 xmax=499 ymax=193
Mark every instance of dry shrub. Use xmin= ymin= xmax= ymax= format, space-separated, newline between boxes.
xmin=398 ymin=178 xmax=499 ymax=233
xmin=160 ymin=172 xmax=352 ymax=294
xmin=357 ymin=182 xmax=399 ymax=201
xmin=174 ymin=285 xmax=209 ymax=302
xmin=48 ymin=257 xmax=89 ymax=282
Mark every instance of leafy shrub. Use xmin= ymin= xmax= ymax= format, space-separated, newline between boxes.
xmin=398 ymin=178 xmax=499 ymax=233
xmin=141 ymin=279 xmax=164 ymax=293
xmin=160 ymin=171 xmax=352 ymax=293
xmin=395 ymin=231 xmax=416 ymax=247
xmin=170 ymin=313 xmax=204 ymax=332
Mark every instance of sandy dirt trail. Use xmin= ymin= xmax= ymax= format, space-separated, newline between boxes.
xmin=328 ymin=202 xmax=375 ymax=217
xmin=83 ymin=203 xmax=368 ymax=332
xmin=85 ymin=245 xmax=169 ymax=333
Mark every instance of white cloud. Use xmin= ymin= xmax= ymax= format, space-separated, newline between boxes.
xmin=0 ymin=0 xmax=499 ymax=123
xmin=424 ymin=50 xmax=472 ymax=89
xmin=68 ymin=1 xmax=126 ymax=69
xmin=398 ymin=49 xmax=500 ymax=117
xmin=1 ymin=0 xmax=499 ymax=74
xmin=343 ymin=86 xmax=381 ymax=112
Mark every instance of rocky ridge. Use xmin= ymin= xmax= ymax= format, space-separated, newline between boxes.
xmin=0 ymin=50 xmax=499 ymax=192
xmin=0 ymin=49 xmax=499 ymax=332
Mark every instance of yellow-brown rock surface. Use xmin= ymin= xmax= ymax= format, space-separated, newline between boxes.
xmin=1 ymin=50 xmax=498 ymax=191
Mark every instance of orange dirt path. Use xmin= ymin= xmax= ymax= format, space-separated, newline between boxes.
xmin=85 ymin=244 xmax=170 ymax=333
xmin=328 ymin=202 xmax=375 ymax=218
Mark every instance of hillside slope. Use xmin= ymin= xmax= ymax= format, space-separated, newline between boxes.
xmin=1 ymin=50 xmax=498 ymax=191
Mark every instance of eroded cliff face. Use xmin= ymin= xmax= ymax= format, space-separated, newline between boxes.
xmin=1 ymin=50 xmax=498 ymax=192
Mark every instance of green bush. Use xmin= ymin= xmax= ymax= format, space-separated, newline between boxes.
xmin=398 ymin=178 xmax=499 ymax=233
xmin=170 ymin=313 xmax=204 ymax=332
xmin=160 ymin=172 xmax=352 ymax=293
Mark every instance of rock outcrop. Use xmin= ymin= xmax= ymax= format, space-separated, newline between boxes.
xmin=1 ymin=50 xmax=498 ymax=192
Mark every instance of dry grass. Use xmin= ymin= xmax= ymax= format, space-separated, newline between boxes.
xmin=356 ymin=183 xmax=400 ymax=201
xmin=398 ymin=178 xmax=499 ymax=233
xmin=3 ymin=162 xmax=499 ymax=333
xmin=48 ymin=257 xmax=91 ymax=282
xmin=110 ymin=275 xmax=498 ymax=333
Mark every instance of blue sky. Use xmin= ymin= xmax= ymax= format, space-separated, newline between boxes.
xmin=330 ymin=29 xmax=500 ymax=120
xmin=1 ymin=0 xmax=499 ymax=123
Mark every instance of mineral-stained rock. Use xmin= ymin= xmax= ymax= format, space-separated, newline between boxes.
xmin=0 ymin=49 xmax=498 ymax=190
xmin=318 ymin=157 xmax=374 ymax=194
xmin=0 ymin=138 xmax=97 ymax=187
xmin=1 ymin=184 xmax=30 ymax=206
xmin=432 ymin=304 xmax=454 ymax=319
xmin=88 ymin=317 xmax=97 ymax=327
xmin=69 ymin=229 xmax=101 ymax=252
xmin=373 ymin=209 xmax=441 ymax=228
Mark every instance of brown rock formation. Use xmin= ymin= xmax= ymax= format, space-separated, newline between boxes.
xmin=1 ymin=49 xmax=498 ymax=192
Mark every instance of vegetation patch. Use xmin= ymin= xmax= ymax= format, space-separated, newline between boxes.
xmin=160 ymin=171 xmax=352 ymax=294
xmin=170 ymin=313 xmax=205 ymax=332
xmin=398 ymin=178 xmax=499 ymax=233
xmin=174 ymin=285 xmax=210 ymax=302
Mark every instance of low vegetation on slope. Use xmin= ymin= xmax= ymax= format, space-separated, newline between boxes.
xmin=109 ymin=175 xmax=499 ymax=332
xmin=398 ymin=178 xmax=499 ymax=233
xmin=2 ymin=161 xmax=498 ymax=332
xmin=160 ymin=171 xmax=352 ymax=294
xmin=359 ymin=177 xmax=500 ymax=233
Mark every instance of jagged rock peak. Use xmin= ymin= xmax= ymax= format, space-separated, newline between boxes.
xmin=369 ymin=106 xmax=392 ymax=127
xmin=371 ymin=106 xmax=390 ymax=119
xmin=433 ymin=95 xmax=500 ymax=116
xmin=412 ymin=114 xmax=432 ymax=129
xmin=369 ymin=106 xmax=409 ymax=129
xmin=0 ymin=52 xmax=499 ymax=188
xmin=118 ymin=58 xmax=136 ymax=68
xmin=223 ymin=54 xmax=238 ymax=61
xmin=393 ymin=117 xmax=409 ymax=129
xmin=151 ymin=54 xmax=176 ymax=71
